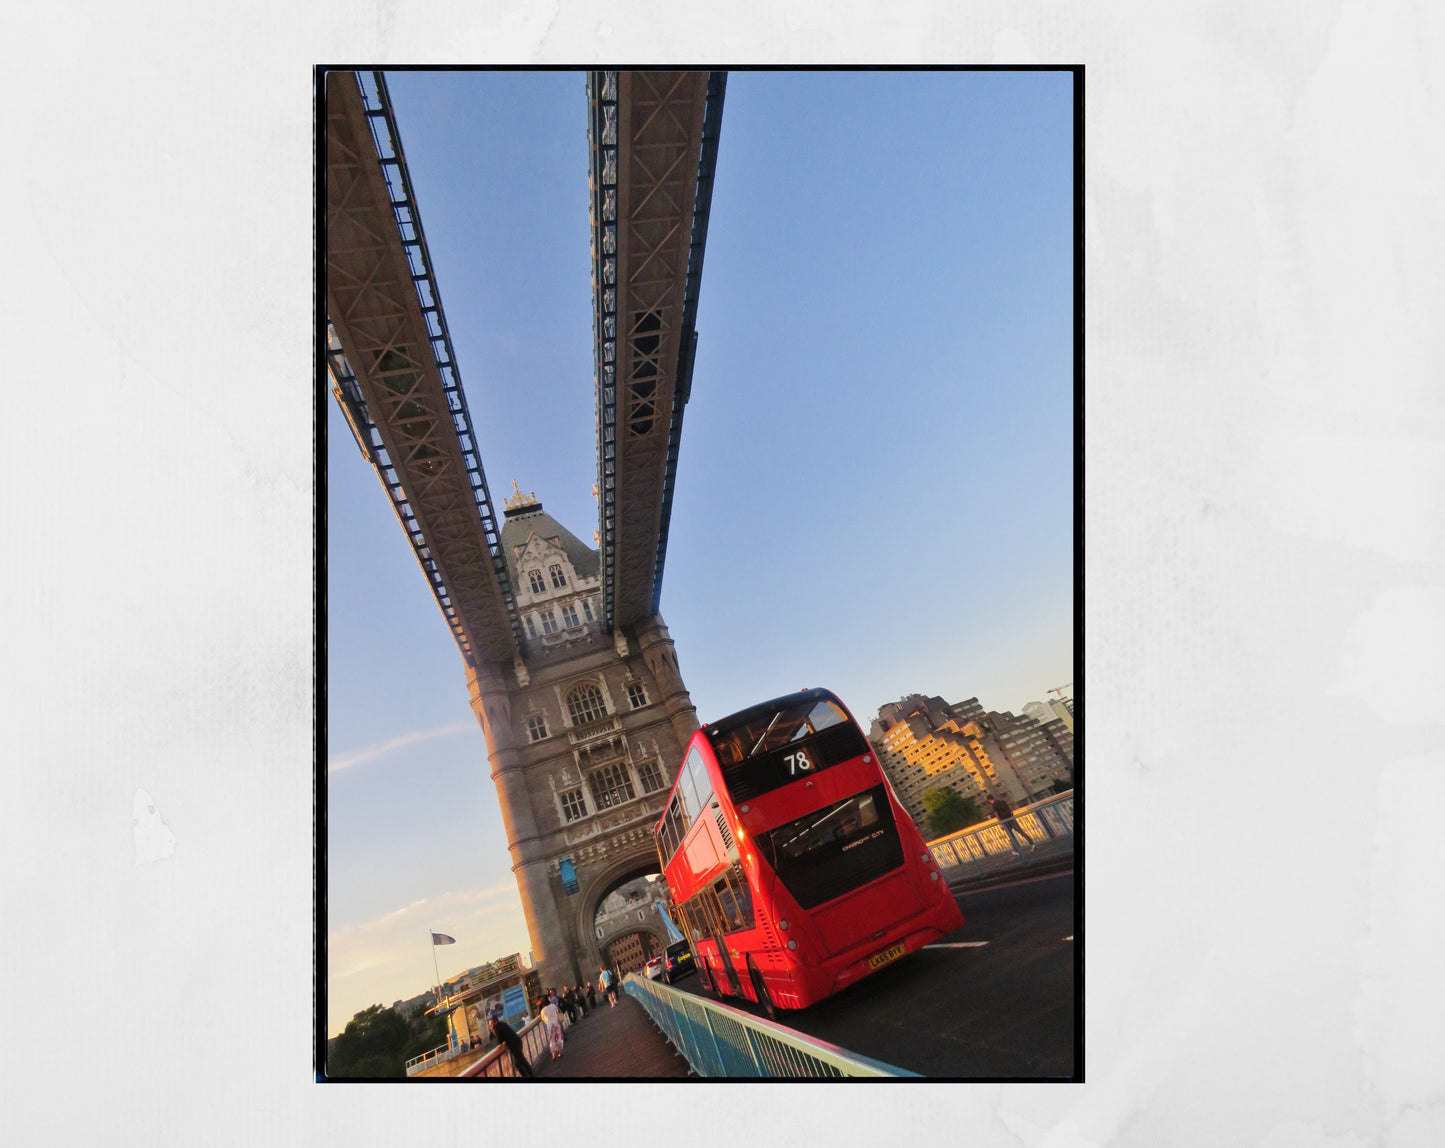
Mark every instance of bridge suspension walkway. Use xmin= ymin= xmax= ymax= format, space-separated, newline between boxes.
xmin=528 ymin=992 xmax=691 ymax=1079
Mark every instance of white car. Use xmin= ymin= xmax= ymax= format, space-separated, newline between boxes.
xmin=644 ymin=955 xmax=665 ymax=980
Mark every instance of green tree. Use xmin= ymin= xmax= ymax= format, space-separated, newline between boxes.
xmin=921 ymin=786 xmax=981 ymax=838
xmin=401 ymin=1008 xmax=449 ymax=1062
xmin=328 ymin=1004 xmax=414 ymax=1078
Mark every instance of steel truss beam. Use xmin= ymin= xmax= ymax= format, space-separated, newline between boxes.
xmin=589 ymin=70 xmax=724 ymax=633
xmin=325 ymin=70 xmax=523 ymax=668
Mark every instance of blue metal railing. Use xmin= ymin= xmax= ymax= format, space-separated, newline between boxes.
xmin=623 ymin=975 xmax=918 ymax=1078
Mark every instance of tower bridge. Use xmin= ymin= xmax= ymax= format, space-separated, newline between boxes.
xmin=325 ymin=70 xmax=726 ymax=992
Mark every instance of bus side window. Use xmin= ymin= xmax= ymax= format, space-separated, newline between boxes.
xmin=679 ymin=748 xmax=703 ymax=820
xmin=670 ymin=794 xmax=689 ymax=847
xmin=658 ymin=799 xmax=678 ymax=863
xmin=689 ymin=750 xmax=714 ymax=809
xmin=728 ymin=864 xmax=755 ymax=930
xmin=697 ymin=885 xmax=726 ymax=938
xmin=715 ymin=879 xmax=743 ymax=932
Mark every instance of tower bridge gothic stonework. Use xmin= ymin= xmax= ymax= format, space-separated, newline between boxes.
xmin=466 ymin=489 xmax=699 ymax=991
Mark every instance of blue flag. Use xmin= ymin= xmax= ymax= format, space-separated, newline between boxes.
xmin=431 ymin=932 xmax=456 ymax=945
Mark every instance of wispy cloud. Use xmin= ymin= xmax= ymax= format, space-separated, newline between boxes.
xmin=328 ymin=720 xmax=474 ymax=773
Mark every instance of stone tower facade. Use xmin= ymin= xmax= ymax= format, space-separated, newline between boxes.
xmin=466 ymin=486 xmax=699 ymax=991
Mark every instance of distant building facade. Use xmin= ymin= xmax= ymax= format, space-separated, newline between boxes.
xmin=1024 ymin=696 xmax=1074 ymax=732
xmin=870 ymin=692 xmax=1074 ymax=834
xmin=870 ymin=695 xmax=998 ymax=830
xmin=982 ymin=709 xmax=1072 ymax=799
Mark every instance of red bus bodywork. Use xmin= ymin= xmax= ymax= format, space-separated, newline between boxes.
xmin=654 ymin=688 xmax=964 ymax=1011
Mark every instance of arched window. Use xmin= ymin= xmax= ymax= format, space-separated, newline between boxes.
xmin=528 ymin=570 xmax=546 ymax=594
xmin=567 ymin=683 xmax=607 ymax=725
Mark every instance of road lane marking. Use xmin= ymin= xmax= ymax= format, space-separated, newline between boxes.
xmin=924 ymin=942 xmax=990 ymax=948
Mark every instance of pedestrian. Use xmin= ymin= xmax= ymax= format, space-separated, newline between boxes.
xmin=988 ymin=794 xmax=1035 ymax=855
xmin=586 ymin=981 xmax=597 ymax=1011
xmin=599 ymin=966 xmax=617 ymax=1007
xmin=561 ymin=985 xmax=576 ymax=1023
xmin=540 ymin=995 xmax=565 ymax=1061
xmin=574 ymin=984 xmax=589 ymax=1017
xmin=487 ymin=1015 xmax=534 ymax=1078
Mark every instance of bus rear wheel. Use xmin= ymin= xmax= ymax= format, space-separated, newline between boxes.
xmin=747 ymin=956 xmax=778 ymax=1021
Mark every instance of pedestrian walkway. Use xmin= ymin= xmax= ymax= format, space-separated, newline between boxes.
xmin=531 ymin=992 xmax=692 ymax=1079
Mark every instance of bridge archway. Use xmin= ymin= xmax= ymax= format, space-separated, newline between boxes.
xmin=577 ymin=852 xmax=670 ymax=980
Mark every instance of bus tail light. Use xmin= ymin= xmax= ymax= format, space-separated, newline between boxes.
xmin=787 ymin=940 xmax=797 ymax=950
xmin=778 ymin=919 xmax=789 ymax=931
xmin=930 ymin=871 xmax=940 ymax=881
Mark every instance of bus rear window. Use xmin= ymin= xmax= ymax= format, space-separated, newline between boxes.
xmin=757 ymin=786 xmax=904 ymax=909
xmin=708 ymin=695 xmax=868 ymax=801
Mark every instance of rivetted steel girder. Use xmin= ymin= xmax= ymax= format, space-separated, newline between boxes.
xmin=325 ymin=71 xmax=521 ymax=667
xmin=590 ymin=71 xmax=724 ymax=633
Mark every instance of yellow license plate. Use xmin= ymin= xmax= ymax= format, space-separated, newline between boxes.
xmin=867 ymin=942 xmax=906 ymax=970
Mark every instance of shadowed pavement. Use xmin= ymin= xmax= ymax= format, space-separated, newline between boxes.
xmin=529 ymin=993 xmax=692 ymax=1079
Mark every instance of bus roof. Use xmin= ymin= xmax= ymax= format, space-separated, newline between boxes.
xmin=703 ymin=687 xmax=838 ymax=739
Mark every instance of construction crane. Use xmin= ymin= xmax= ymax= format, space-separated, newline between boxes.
xmin=1046 ymin=683 xmax=1073 ymax=699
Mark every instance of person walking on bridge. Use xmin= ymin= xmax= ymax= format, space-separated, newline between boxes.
xmin=540 ymin=995 xmax=565 ymax=1061
xmin=487 ymin=1015 xmax=534 ymax=1078
xmin=599 ymin=966 xmax=617 ymax=1007
xmin=586 ymin=981 xmax=597 ymax=1011
xmin=988 ymin=794 xmax=1036 ymax=855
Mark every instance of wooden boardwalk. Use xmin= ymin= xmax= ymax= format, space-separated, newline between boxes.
xmin=530 ymin=992 xmax=693 ymax=1079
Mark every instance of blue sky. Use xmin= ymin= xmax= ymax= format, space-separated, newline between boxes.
xmin=327 ymin=68 xmax=1073 ymax=1036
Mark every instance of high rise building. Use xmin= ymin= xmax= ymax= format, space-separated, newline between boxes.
xmin=870 ymin=695 xmax=998 ymax=830
xmin=1024 ymin=696 xmax=1074 ymax=732
xmin=1036 ymin=716 xmax=1074 ymax=773
xmin=985 ymin=710 xmax=1072 ymax=799
xmin=870 ymin=690 xmax=1075 ymax=835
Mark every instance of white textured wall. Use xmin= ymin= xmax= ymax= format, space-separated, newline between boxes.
xmin=1 ymin=2 xmax=1440 ymax=1146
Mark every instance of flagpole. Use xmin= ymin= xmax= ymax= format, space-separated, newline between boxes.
xmin=431 ymin=928 xmax=443 ymax=1011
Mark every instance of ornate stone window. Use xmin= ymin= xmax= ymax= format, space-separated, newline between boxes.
xmin=588 ymin=762 xmax=636 ymax=810
xmin=540 ymin=610 xmax=559 ymax=635
xmin=636 ymin=759 xmax=665 ymax=794
xmin=526 ymin=714 xmax=549 ymax=743
xmin=549 ymin=564 xmax=567 ymax=588
xmin=626 ymin=681 xmax=648 ymax=710
xmin=559 ymin=787 xmax=587 ymax=823
xmin=582 ymin=597 xmax=595 ymax=622
xmin=528 ymin=570 xmax=546 ymax=594
xmin=566 ymin=683 xmax=607 ymax=725
xmin=562 ymin=603 xmax=581 ymax=629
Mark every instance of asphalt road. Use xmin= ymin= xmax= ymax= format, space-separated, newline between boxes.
xmin=669 ymin=870 xmax=1077 ymax=1079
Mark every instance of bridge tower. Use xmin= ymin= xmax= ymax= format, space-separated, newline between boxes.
xmin=466 ymin=485 xmax=699 ymax=988
xmin=325 ymin=69 xmax=723 ymax=994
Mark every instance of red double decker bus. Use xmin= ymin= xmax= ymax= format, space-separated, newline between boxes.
xmin=654 ymin=687 xmax=964 ymax=1013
